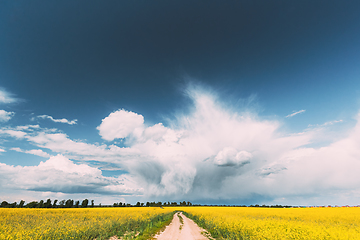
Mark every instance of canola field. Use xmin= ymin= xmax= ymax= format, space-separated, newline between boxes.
xmin=2 ymin=206 xmax=360 ymax=240
xmin=179 ymin=206 xmax=360 ymax=239
xmin=0 ymin=207 xmax=174 ymax=240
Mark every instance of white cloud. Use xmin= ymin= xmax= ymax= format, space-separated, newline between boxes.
xmin=0 ymin=148 xmax=5 ymax=153
xmin=9 ymin=147 xmax=22 ymax=152
xmin=286 ymin=109 xmax=306 ymax=118
xmin=323 ymin=119 xmax=343 ymax=126
xmin=0 ymin=154 xmax=142 ymax=195
xmin=97 ymin=109 xmax=144 ymax=141
xmin=0 ymin=129 xmax=27 ymax=139
xmin=38 ymin=115 xmax=77 ymax=125
xmin=0 ymin=110 xmax=15 ymax=122
xmin=2 ymin=84 xmax=360 ymax=205
xmin=109 ymin=88 xmax=315 ymax=200
xmin=10 ymin=147 xmax=51 ymax=158
xmin=15 ymin=125 xmax=40 ymax=131
xmin=97 ymin=86 xmax=360 ymax=205
xmin=308 ymin=119 xmax=343 ymax=128
xmin=214 ymin=147 xmax=252 ymax=167
xmin=0 ymin=125 xmax=139 ymax=163
xmin=0 ymin=125 xmax=41 ymax=139
xmin=25 ymin=132 xmax=138 ymax=161
xmin=0 ymin=89 xmax=17 ymax=104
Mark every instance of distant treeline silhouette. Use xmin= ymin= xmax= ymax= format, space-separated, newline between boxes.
xmin=0 ymin=199 xmax=195 ymax=208
xmin=1 ymin=199 xmax=295 ymax=208
xmin=0 ymin=199 xmax=94 ymax=208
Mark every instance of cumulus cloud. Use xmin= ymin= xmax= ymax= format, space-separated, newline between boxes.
xmin=2 ymin=84 xmax=360 ymax=205
xmin=0 ymin=110 xmax=15 ymax=122
xmin=214 ymin=147 xmax=252 ymax=167
xmin=10 ymin=147 xmax=51 ymax=158
xmin=91 ymin=85 xmax=360 ymax=205
xmin=0 ymin=154 xmax=142 ymax=195
xmin=97 ymin=109 xmax=144 ymax=141
xmin=37 ymin=115 xmax=77 ymax=125
xmin=286 ymin=109 xmax=306 ymax=118
xmin=90 ymin=88 xmax=312 ymax=201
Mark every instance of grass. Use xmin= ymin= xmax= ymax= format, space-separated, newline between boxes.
xmin=136 ymin=211 xmax=175 ymax=240
xmin=178 ymin=212 xmax=184 ymax=230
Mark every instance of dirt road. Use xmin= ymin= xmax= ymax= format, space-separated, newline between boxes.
xmin=153 ymin=212 xmax=210 ymax=240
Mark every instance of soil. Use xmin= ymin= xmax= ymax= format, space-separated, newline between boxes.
xmin=153 ymin=212 xmax=210 ymax=240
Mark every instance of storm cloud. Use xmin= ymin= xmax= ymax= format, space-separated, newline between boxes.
xmin=91 ymin=85 xmax=360 ymax=205
xmin=1 ymin=85 xmax=360 ymax=205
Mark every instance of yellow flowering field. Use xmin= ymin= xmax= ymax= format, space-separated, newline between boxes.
xmin=0 ymin=207 xmax=174 ymax=240
xmin=178 ymin=206 xmax=360 ymax=240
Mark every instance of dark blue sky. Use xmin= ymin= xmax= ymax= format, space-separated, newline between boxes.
xmin=1 ymin=1 xmax=360 ymax=205
xmin=2 ymin=1 xmax=360 ymax=123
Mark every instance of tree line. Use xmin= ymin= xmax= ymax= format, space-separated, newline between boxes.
xmin=0 ymin=199 xmax=94 ymax=208
xmin=0 ymin=199 xmax=193 ymax=208
xmin=0 ymin=199 xmax=293 ymax=208
xmin=114 ymin=201 xmax=193 ymax=207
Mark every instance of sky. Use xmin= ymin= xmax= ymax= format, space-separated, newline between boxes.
xmin=1 ymin=0 xmax=360 ymax=206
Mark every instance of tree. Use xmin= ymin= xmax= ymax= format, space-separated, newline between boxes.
xmin=44 ymin=199 xmax=52 ymax=208
xmin=19 ymin=200 xmax=25 ymax=208
xmin=26 ymin=201 xmax=38 ymax=208
xmin=59 ymin=200 xmax=65 ymax=208
xmin=37 ymin=200 xmax=44 ymax=208
xmin=65 ymin=199 xmax=74 ymax=208
xmin=136 ymin=202 xmax=141 ymax=207
xmin=91 ymin=200 xmax=94 ymax=207
xmin=53 ymin=200 xmax=58 ymax=208
xmin=81 ymin=199 xmax=89 ymax=208
xmin=75 ymin=201 xmax=80 ymax=208
xmin=146 ymin=202 xmax=150 ymax=207
xmin=1 ymin=201 xmax=8 ymax=207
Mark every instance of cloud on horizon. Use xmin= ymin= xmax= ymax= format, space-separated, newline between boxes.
xmin=95 ymin=87 xmax=360 ymax=205
xmin=0 ymin=154 xmax=142 ymax=195
xmin=1 ymin=84 xmax=360 ymax=205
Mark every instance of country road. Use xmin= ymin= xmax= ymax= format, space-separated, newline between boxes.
xmin=153 ymin=212 xmax=210 ymax=240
